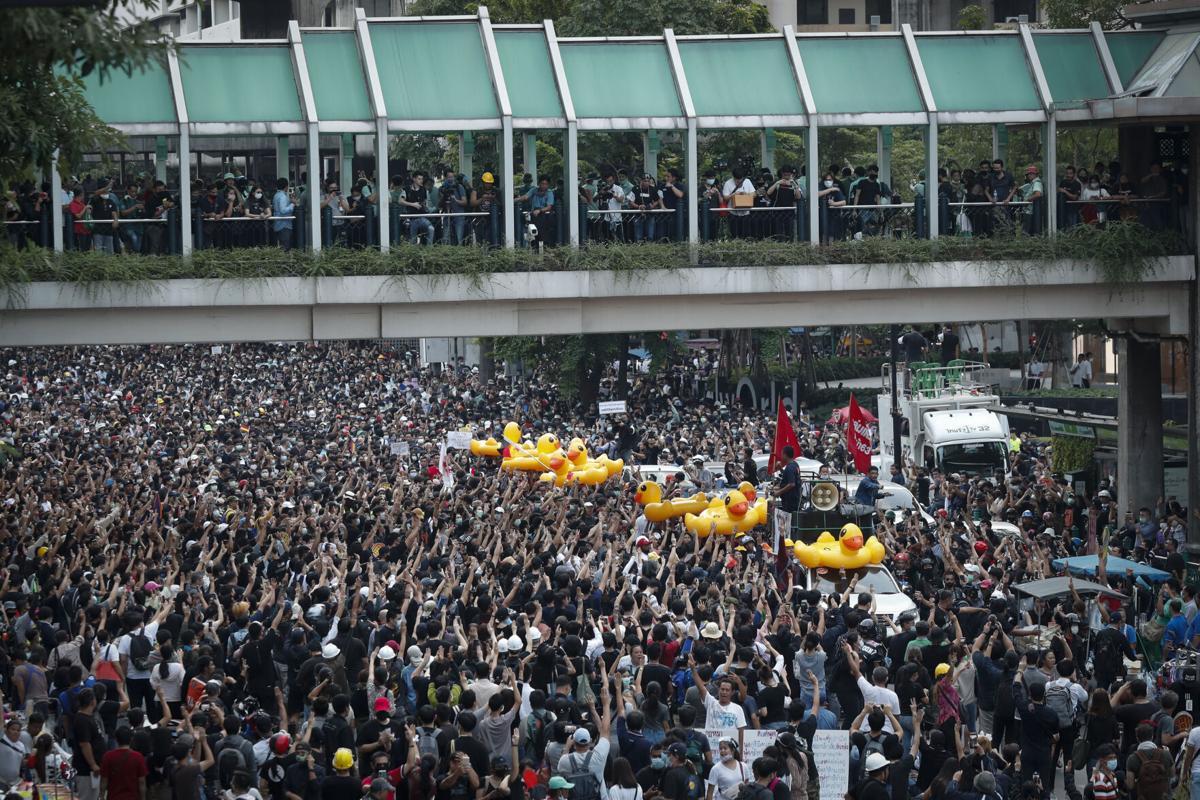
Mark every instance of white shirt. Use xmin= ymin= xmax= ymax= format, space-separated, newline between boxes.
xmin=721 ymin=178 xmax=755 ymax=217
xmin=706 ymin=759 xmax=751 ymax=800
xmin=149 ymin=661 xmax=186 ymax=702
xmin=703 ymin=692 xmax=747 ymax=730
xmin=608 ymin=786 xmax=643 ymax=800
xmin=118 ymin=622 xmax=161 ymax=680
xmin=0 ymin=734 xmax=28 ymax=783
xmin=856 ymin=676 xmax=900 ymax=733
xmin=1187 ymin=727 xmax=1200 ymax=775
xmin=557 ymin=739 xmax=611 ymax=789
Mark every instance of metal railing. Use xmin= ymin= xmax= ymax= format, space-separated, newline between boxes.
xmin=584 ymin=206 xmax=685 ymax=245
xmin=700 ymin=200 xmax=808 ymax=242
xmin=1057 ymin=195 xmax=1177 ymax=232
xmin=945 ymin=198 xmax=1043 ymax=237
xmin=881 ymin=359 xmax=992 ymax=399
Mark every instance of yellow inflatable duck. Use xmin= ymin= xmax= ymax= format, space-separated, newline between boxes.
xmin=559 ymin=437 xmax=624 ymax=485
xmin=469 ymin=437 xmax=503 ymax=457
xmin=791 ymin=523 xmax=886 ymax=569
xmin=737 ymin=481 xmax=758 ymax=503
xmin=635 ymin=481 xmax=710 ymax=523
xmin=684 ymin=488 xmax=768 ymax=538
xmin=502 ymin=433 xmax=564 ymax=473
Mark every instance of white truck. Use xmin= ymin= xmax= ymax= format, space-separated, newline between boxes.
xmin=876 ymin=361 xmax=1012 ymax=482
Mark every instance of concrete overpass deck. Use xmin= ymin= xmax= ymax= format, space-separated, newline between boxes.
xmin=0 ymin=256 xmax=1192 ymax=345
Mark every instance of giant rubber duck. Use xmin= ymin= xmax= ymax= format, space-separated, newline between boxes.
xmin=469 ymin=437 xmax=503 ymax=457
xmin=634 ymin=480 xmax=710 ymax=522
xmin=791 ymin=523 xmax=886 ymax=569
xmin=502 ymin=433 xmax=564 ymax=473
xmin=557 ymin=437 xmax=624 ymax=485
xmin=684 ymin=488 xmax=768 ymax=537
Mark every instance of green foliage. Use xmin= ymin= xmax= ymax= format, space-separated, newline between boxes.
xmin=1004 ymin=387 xmax=1118 ymax=398
xmin=0 ymin=442 xmax=20 ymax=466
xmin=1041 ymin=0 xmax=1131 ymax=29
xmin=957 ymin=4 xmax=988 ymax=29
xmin=0 ymin=223 xmax=1181 ymax=289
xmin=1050 ymin=434 xmax=1096 ymax=473
xmin=409 ymin=0 xmax=772 ymax=34
xmin=0 ymin=0 xmax=173 ymax=187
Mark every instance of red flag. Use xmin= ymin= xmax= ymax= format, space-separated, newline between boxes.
xmin=768 ymin=400 xmax=801 ymax=474
xmin=847 ymin=393 xmax=873 ymax=474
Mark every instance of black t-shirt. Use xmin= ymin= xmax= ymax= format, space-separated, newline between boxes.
xmin=856 ymin=179 xmax=881 ymax=206
xmin=857 ymin=778 xmax=890 ymax=800
xmin=661 ymin=766 xmax=696 ymax=800
xmin=773 ymin=181 xmax=798 ymax=207
xmin=403 ymin=186 xmax=428 ymax=215
xmin=940 ymin=332 xmax=959 ymax=363
xmin=900 ymin=331 xmax=928 ymax=362
xmin=642 ymin=662 xmax=672 ymax=693
xmin=1115 ymin=702 xmax=1159 ymax=755
xmin=321 ymin=774 xmax=362 ymax=800
xmin=779 ymin=461 xmax=800 ymax=512
xmin=73 ymin=710 xmax=106 ymax=775
xmin=452 ymin=735 xmax=490 ymax=777
xmin=756 ymin=684 xmax=787 ymax=723
xmin=358 ymin=717 xmax=407 ymax=765
xmin=261 ymin=753 xmax=298 ymax=800
xmin=1060 ymin=178 xmax=1082 ymax=200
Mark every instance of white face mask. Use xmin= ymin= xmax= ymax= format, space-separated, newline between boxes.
xmin=706 ymin=179 xmax=715 ymax=186
xmin=824 ymin=181 xmax=833 ymax=188
xmin=254 ymin=192 xmax=263 ymax=199
xmin=1070 ymin=625 xmax=1079 ymax=634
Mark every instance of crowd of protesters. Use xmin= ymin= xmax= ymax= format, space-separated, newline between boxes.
xmin=0 ymin=340 xmax=1194 ymax=800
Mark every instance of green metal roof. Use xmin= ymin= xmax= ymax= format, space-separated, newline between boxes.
xmin=678 ymin=38 xmax=805 ymax=118
xmin=78 ymin=62 xmax=176 ymax=125
xmin=797 ymin=38 xmax=923 ymax=114
xmin=302 ymin=31 xmax=372 ymax=121
xmin=560 ymin=42 xmax=682 ymax=118
xmin=178 ymin=46 xmax=302 ymax=122
xmin=1107 ymin=30 xmax=1167 ymax=88
xmin=1034 ymin=32 xmax=1109 ymax=104
xmin=369 ymin=22 xmax=499 ymax=120
xmin=916 ymin=35 xmax=1041 ymax=111
xmin=494 ymin=30 xmax=563 ymax=119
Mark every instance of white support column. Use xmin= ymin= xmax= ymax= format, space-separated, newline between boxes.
xmin=459 ymin=131 xmax=474 ymax=178
xmin=156 ymin=136 xmax=169 ymax=183
xmin=377 ymin=118 xmax=390 ymax=251
xmin=927 ymin=118 xmax=938 ymax=239
xmin=276 ymin=136 xmax=290 ymax=181
xmin=686 ymin=118 xmax=698 ymax=245
xmin=340 ymin=134 xmax=353 ymax=192
xmin=503 ymin=118 xmax=515 ymax=249
xmin=643 ymin=131 xmax=660 ymax=177
xmin=876 ymin=126 xmax=892 ymax=187
xmin=523 ymin=132 xmax=538 ymax=178
xmin=1092 ymin=20 xmax=1123 ymax=94
xmin=1045 ymin=115 xmax=1058 ymax=232
xmin=807 ymin=124 xmax=819 ymax=244
xmin=760 ymin=129 xmax=775 ymax=173
xmin=308 ymin=124 xmax=322 ymax=252
xmin=566 ymin=122 xmax=579 ymax=247
xmin=179 ymin=128 xmax=193 ymax=255
xmin=51 ymin=149 xmax=64 ymax=253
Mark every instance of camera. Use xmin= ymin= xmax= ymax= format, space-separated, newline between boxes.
xmin=525 ymin=222 xmax=538 ymax=240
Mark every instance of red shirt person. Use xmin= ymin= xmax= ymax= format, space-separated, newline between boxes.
xmin=100 ymin=727 xmax=148 ymax=800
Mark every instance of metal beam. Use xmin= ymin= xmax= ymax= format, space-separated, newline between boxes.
xmin=51 ymin=149 xmax=63 ymax=253
xmin=566 ymin=123 xmax=579 ymax=246
xmin=664 ymin=28 xmax=696 ymax=247
xmin=806 ymin=123 xmax=819 ymax=244
xmin=1092 ymin=21 xmax=1123 ymax=94
xmin=1019 ymin=22 xmax=1054 ymax=112
xmin=166 ymin=47 xmax=192 ymax=255
xmin=478 ymin=7 xmax=514 ymax=248
xmin=544 ymin=20 xmax=576 ymax=124
xmin=781 ymin=26 xmax=816 ymax=118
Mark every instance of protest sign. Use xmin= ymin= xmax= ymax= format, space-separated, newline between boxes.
xmin=598 ymin=400 xmax=627 ymax=416
xmin=812 ymin=730 xmax=850 ymax=800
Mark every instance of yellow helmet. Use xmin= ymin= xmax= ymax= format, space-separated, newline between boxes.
xmin=333 ymin=748 xmax=355 ymax=771
xmin=481 ymin=172 xmax=495 ymax=184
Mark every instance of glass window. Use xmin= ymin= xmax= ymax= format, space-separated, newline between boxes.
xmin=200 ymin=0 xmax=212 ymax=29
xmin=808 ymin=564 xmax=899 ymax=596
xmin=838 ymin=7 xmax=855 ymax=24
xmin=937 ymin=441 xmax=1008 ymax=477
xmin=797 ymin=0 xmax=828 ymax=24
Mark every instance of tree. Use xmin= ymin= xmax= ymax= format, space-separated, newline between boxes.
xmin=0 ymin=0 xmax=172 ymax=187
xmin=956 ymin=4 xmax=987 ymax=30
xmin=409 ymin=0 xmax=772 ymax=34
xmin=1040 ymin=0 xmax=1131 ymax=29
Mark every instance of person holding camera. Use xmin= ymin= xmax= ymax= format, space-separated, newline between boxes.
xmin=398 ymin=172 xmax=434 ymax=245
xmin=522 ymin=175 xmax=556 ymax=247
xmin=438 ymin=172 xmax=469 ymax=245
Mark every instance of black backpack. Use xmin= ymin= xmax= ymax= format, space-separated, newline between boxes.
xmin=1093 ymin=629 xmax=1121 ymax=676
xmin=563 ymin=751 xmax=601 ymax=800
xmin=322 ymin=715 xmax=349 ymax=769
xmin=216 ymin=743 xmax=247 ymax=790
xmin=993 ymin=673 xmax=1015 ymax=719
xmin=129 ymin=629 xmax=153 ymax=672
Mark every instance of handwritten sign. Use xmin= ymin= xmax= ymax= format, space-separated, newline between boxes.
xmin=445 ymin=431 xmax=472 ymax=450
xmin=210 ymin=345 xmax=223 ymax=355
xmin=598 ymin=400 xmax=627 ymax=416
xmin=702 ymin=728 xmax=736 ymax=752
xmin=390 ymin=441 xmax=409 ymax=456
xmin=740 ymin=729 xmax=778 ymax=763
xmin=812 ymin=730 xmax=850 ymax=800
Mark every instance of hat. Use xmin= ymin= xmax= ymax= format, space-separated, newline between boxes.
xmin=573 ymin=728 xmax=592 ymax=745
xmin=1021 ymin=510 xmax=1034 ymax=517
xmin=498 ymin=638 xmax=510 ymax=654
xmin=974 ymin=773 xmax=997 ymax=794
xmin=407 ymin=645 xmax=423 ymax=664
xmin=322 ymin=643 xmax=341 ymax=659
xmin=864 ymin=753 xmax=890 ymax=773
xmin=223 ymin=172 xmax=235 ymax=180
xmin=1097 ymin=489 xmax=1111 ymax=498
xmin=271 ymin=732 xmax=292 ymax=754
xmin=700 ymin=621 xmax=722 ymax=639
xmin=636 ymin=536 xmax=651 ymax=547
xmin=667 ymin=742 xmax=688 ymax=758
xmin=549 ymin=777 xmax=575 ymax=791
xmin=378 ymin=645 xmax=397 ymax=662
xmin=333 ymin=748 xmax=355 ymax=771
xmin=144 ymin=581 xmax=161 ymax=592
xmin=373 ymin=697 xmax=393 ymax=713
xmin=506 ymin=634 xmax=523 ymax=651
xmin=973 ymin=541 xmax=988 ymax=554
xmin=482 ymin=172 xmax=495 ymax=184
xmin=934 ymin=663 xmax=951 ymax=678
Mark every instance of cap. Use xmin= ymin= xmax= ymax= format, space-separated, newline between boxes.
xmin=378 ymin=645 xmax=397 ymax=662
xmin=974 ymin=541 xmax=988 ymax=554
xmin=407 ymin=645 xmax=423 ymax=664
xmin=333 ymin=748 xmax=355 ymax=771
xmin=934 ymin=663 xmax=951 ymax=678
xmin=1098 ymin=489 xmax=1111 ymax=498
xmin=549 ymin=777 xmax=575 ymax=790
xmin=373 ymin=697 xmax=393 ymax=713
xmin=864 ymin=753 xmax=890 ymax=773
xmin=322 ymin=643 xmax=341 ymax=659
xmin=573 ymin=728 xmax=592 ymax=745
xmin=1022 ymin=510 xmax=1034 ymax=517
xmin=144 ymin=581 xmax=161 ymax=592
xmin=636 ymin=536 xmax=651 ymax=547
xmin=667 ymin=742 xmax=687 ymax=758
xmin=482 ymin=172 xmax=495 ymax=184
xmin=223 ymin=172 xmax=235 ymax=180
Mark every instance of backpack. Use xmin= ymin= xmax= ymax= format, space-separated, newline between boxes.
xmin=1093 ymin=629 xmax=1121 ymax=676
xmin=1043 ymin=684 xmax=1077 ymax=730
xmin=863 ymin=735 xmax=886 ymax=758
xmin=129 ymin=629 xmax=153 ymax=672
xmin=416 ymin=726 xmax=440 ymax=761
xmin=683 ymin=730 xmax=706 ymax=770
xmin=322 ymin=715 xmax=349 ymax=769
xmin=994 ymin=674 xmax=1015 ymax=719
xmin=564 ymin=751 xmax=601 ymax=800
xmin=216 ymin=742 xmax=247 ymax=790
xmin=682 ymin=769 xmax=703 ymax=800
xmin=524 ymin=709 xmax=553 ymax=763
xmin=735 ymin=783 xmax=772 ymax=800
xmin=1130 ymin=747 xmax=1173 ymax=800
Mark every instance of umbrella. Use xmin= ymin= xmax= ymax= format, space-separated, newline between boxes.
xmin=1051 ymin=555 xmax=1172 ymax=583
xmin=1014 ymin=577 xmax=1127 ymax=600
xmin=828 ymin=405 xmax=877 ymax=426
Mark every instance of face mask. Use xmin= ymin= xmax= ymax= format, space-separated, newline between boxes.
xmin=475 ymin=509 xmax=484 ymax=519
xmin=721 ymin=753 xmax=735 ymax=763
xmin=705 ymin=179 xmax=715 ymax=186
xmin=1070 ymin=625 xmax=1079 ymax=634
xmin=651 ymin=757 xmax=666 ymax=770
xmin=100 ymin=193 xmax=110 ymax=200
xmin=1106 ymin=759 xmax=1118 ymax=771
xmin=824 ymin=181 xmax=833 ymax=188
xmin=254 ymin=192 xmax=263 ymax=199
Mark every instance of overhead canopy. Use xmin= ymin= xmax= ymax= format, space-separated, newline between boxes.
xmin=1051 ymin=555 xmax=1172 ymax=583
xmin=677 ymin=37 xmax=807 ymax=127
xmin=1015 ymin=576 xmax=1126 ymax=600
xmin=76 ymin=13 xmax=1200 ymax=137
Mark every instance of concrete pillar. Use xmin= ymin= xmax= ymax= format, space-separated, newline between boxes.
xmin=992 ymin=124 xmax=1008 ymax=163
xmin=1045 ymin=116 xmax=1058 ymax=232
xmin=926 ymin=118 xmax=939 ymax=238
xmin=377 ymin=122 xmax=389 ymax=252
xmin=807 ymin=124 xmax=819 ymax=244
xmin=459 ymin=131 xmax=475 ymax=178
xmin=522 ymin=132 xmax=537 ymax=179
xmin=1117 ymin=335 xmax=1164 ymax=517
xmin=51 ymin=149 xmax=64 ymax=253
xmin=502 ymin=119 xmax=514 ymax=249
xmin=276 ymin=135 xmax=289 ymax=182
xmin=180 ymin=131 xmax=192 ymax=255
xmin=155 ymin=136 xmax=169 ymax=182
xmin=566 ymin=123 xmax=579 ymax=247
xmin=307 ymin=124 xmax=322 ymax=252
xmin=644 ymin=131 xmax=661 ymax=177
xmin=760 ymin=129 xmax=776 ymax=173
xmin=340 ymin=133 xmax=353 ymax=192
xmin=877 ymin=126 xmax=892 ymax=187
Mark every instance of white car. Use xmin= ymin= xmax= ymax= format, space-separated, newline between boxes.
xmin=803 ymin=563 xmax=917 ymax=635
